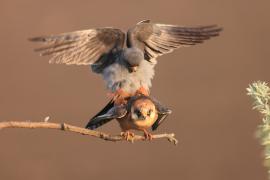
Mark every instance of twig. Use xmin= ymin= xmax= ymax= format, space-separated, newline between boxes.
xmin=0 ymin=121 xmax=178 ymax=145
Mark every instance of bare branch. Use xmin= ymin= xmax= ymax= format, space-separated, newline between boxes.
xmin=0 ymin=121 xmax=178 ymax=145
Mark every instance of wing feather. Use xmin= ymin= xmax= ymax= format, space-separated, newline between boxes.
xmin=29 ymin=28 xmax=125 ymax=66
xmin=127 ymin=21 xmax=222 ymax=61
xmin=150 ymin=97 xmax=172 ymax=131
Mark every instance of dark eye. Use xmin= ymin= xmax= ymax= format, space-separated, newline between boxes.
xmin=147 ymin=109 xmax=152 ymax=116
xmin=135 ymin=109 xmax=141 ymax=117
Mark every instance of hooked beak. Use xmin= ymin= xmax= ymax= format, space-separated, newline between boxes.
xmin=138 ymin=115 xmax=146 ymax=120
xmin=128 ymin=66 xmax=138 ymax=73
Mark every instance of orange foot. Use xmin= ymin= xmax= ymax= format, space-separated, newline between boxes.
xmin=135 ymin=86 xmax=149 ymax=96
xmin=107 ymin=89 xmax=132 ymax=105
xmin=143 ymin=129 xmax=153 ymax=140
xmin=121 ymin=131 xmax=135 ymax=142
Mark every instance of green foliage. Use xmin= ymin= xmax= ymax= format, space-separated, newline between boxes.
xmin=247 ymin=81 xmax=270 ymax=177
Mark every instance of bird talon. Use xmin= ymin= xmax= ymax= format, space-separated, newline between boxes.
xmin=136 ymin=87 xmax=149 ymax=96
xmin=111 ymin=89 xmax=132 ymax=105
xmin=143 ymin=130 xmax=153 ymax=141
xmin=121 ymin=131 xmax=135 ymax=142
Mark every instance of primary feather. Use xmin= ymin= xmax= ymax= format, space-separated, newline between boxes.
xmin=29 ymin=28 xmax=125 ymax=65
xmin=127 ymin=22 xmax=222 ymax=61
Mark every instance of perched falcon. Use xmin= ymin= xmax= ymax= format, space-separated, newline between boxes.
xmin=29 ymin=20 xmax=222 ymax=105
xmin=85 ymin=95 xmax=172 ymax=140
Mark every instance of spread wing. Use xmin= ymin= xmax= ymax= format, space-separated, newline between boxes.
xmin=127 ymin=20 xmax=222 ymax=62
xmin=29 ymin=28 xmax=125 ymax=66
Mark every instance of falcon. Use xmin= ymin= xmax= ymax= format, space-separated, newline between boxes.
xmin=29 ymin=20 xmax=222 ymax=105
xmin=85 ymin=94 xmax=172 ymax=140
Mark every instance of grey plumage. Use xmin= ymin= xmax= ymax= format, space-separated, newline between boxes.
xmin=29 ymin=20 xmax=222 ymax=94
xmin=102 ymin=56 xmax=155 ymax=93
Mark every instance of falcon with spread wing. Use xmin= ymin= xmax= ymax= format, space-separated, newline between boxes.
xmin=30 ymin=20 xmax=222 ymax=133
xmin=30 ymin=20 xmax=222 ymax=105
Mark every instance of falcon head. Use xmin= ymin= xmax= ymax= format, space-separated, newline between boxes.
xmin=130 ymin=98 xmax=157 ymax=127
xmin=121 ymin=48 xmax=144 ymax=72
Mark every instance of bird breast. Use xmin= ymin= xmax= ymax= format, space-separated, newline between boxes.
xmin=102 ymin=55 xmax=155 ymax=94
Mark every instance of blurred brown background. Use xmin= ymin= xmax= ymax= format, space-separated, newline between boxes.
xmin=0 ymin=0 xmax=269 ymax=180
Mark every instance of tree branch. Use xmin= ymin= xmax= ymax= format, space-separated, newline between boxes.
xmin=0 ymin=121 xmax=178 ymax=145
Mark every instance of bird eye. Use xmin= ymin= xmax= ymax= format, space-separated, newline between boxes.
xmin=135 ymin=109 xmax=141 ymax=117
xmin=147 ymin=109 xmax=152 ymax=116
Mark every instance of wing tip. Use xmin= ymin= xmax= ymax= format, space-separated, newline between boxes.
xmin=201 ymin=25 xmax=223 ymax=35
xmin=166 ymin=109 xmax=172 ymax=114
xmin=28 ymin=36 xmax=47 ymax=42
xmin=137 ymin=19 xmax=151 ymax=25
xmin=85 ymin=123 xmax=97 ymax=130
